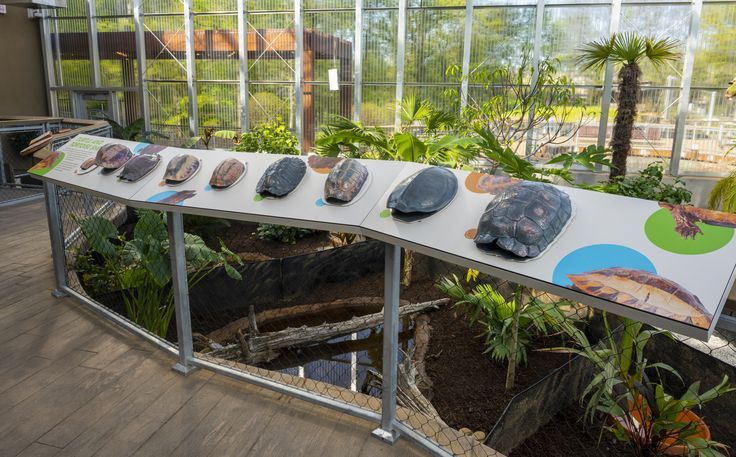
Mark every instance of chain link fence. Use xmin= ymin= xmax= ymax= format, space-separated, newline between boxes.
xmin=49 ymin=183 xmax=736 ymax=457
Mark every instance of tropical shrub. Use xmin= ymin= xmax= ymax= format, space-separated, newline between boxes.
xmin=708 ymin=171 xmax=736 ymax=213
xmin=255 ymin=224 xmax=315 ymax=245
xmin=104 ymin=116 xmax=168 ymax=144
xmin=234 ymin=117 xmax=299 ymax=155
xmin=553 ymin=315 xmax=733 ymax=456
xmin=76 ymin=210 xmax=242 ymax=337
xmin=583 ymin=162 xmax=692 ymax=204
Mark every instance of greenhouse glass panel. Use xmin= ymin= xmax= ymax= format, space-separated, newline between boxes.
xmin=362 ymin=85 xmax=396 ymax=128
xmin=680 ymin=89 xmax=736 ymax=176
xmin=365 ymin=0 xmax=398 ymax=7
xmin=542 ymin=6 xmax=610 ymax=86
xmin=192 ymin=0 xmax=236 ymax=13
xmin=304 ymin=0 xmax=354 ymax=8
xmin=193 ymin=15 xmax=239 ymax=82
xmin=303 ymin=11 xmax=355 ymax=83
xmin=692 ymin=3 xmax=736 ymax=88
xmin=405 ymin=85 xmax=460 ymax=114
xmin=248 ymin=12 xmax=296 ymax=83
xmin=249 ymin=83 xmax=296 ymax=128
xmin=142 ymin=15 xmax=188 ymax=82
xmin=52 ymin=19 xmax=92 ymax=87
xmin=408 ymin=0 xmax=464 ymax=6
xmin=470 ymin=6 xmax=535 ymax=72
xmin=54 ymin=90 xmax=74 ymax=118
xmin=142 ymin=0 xmax=183 ymax=15
xmin=198 ymin=83 xmax=240 ymax=131
xmin=619 ymin=4 xmax=688 ymax=87
xmin=363 ymin=8 xmax=398 ymax=83
xmin=405 ymin=7 xmax=464 ymax=84
xmin=96 ymin=0 xmax=133 ymax=16
xmin=147 ymin=82 xmax=189 ymax=141
xmin=56 ymin=0 xmax=86 ymax=17
xmin=247 ymin=0 xmax=293 ymax=11
xmin=96 ymin=18 xmax=138 ymax=88
xmin=116 ymin=91 xmax=142 ymax=125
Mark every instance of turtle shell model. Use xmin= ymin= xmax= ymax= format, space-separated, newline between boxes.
xmin=164 ymin=154 xmax=201 ymax=185
xmin=209 ymin=158 xmax=246 ymax=189
xmin=567 ymin=268 xmax=712 ymax=329
xmin=256 ymin=156 xmax=307 ymax=198
xmin=94 ymin=143 xmax=132 ymax=171
xmin=118 ymin=154 xmax=160 ymax=183
xmin=75 ymin=157 xmax=98 ymax=175
xmin=386 ymin=167 xmax=458 ymax=222
xmin=324 ymin=159 xmax=369 ymax=204
xmin=474 ymin=181 xmax=571 ymax=258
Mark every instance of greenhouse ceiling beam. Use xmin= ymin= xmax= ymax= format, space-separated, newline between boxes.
xmin=394 ymin=0 xmax=407 ymax=131
xmin=597 ymin=0 xmax=622 ymax=152
xmin=670 ymin=0 xmax=702 ymax=177
xmin=460 ymin=0 xmax=473 ymax=110
xmin=133 ymin=0 xmax=150 ymax=131
xmin=238 ymin=0 xmax=249 ymax=131
xmin=354 ymin=0 xmax=363 ymax=122
xmin=86 ymin=0 xmax=101 ymax=88
xmin=295 ymin=0 xmax=304 ymax=151
xmin=184 ymin=0 xmax=199 ymax=137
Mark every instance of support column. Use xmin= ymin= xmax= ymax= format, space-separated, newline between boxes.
xmin=238 ymin=0 xmax=250 ymax=131
xmin=87 ymin=0 xmax=101 ymax=88
xmin=394 ymin=0 xmax=407 ymax=130
xmin=39 ymin=10 xmax=58 ymax=116
xmin=354 ymin=0 xmax=363 ymax=121
xmin=167 ymin=211 xmax=197 ymax=375
xmin=460 ymin=0 xmax=473 ymax=109
xmin=525 ymin=0 xmax=545 ymax=158
xmin=372 ymin=243 xmax=401 ymax=444
xmin=184 ymin=0 xmax=199 ymax=138
xmin=43 ymin=182 xmax=69 ymax=298
xmin=670 ymin=0 xmax=702 ymax=177
xmin=295 ymin=0 xmax=304 ymax=152
xmin=133 ymin=0 xmax=150 ymax=130
xmin=597 ymin=0 xmax=622 ymax=152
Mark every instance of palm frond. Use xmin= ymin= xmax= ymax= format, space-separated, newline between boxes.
xmin=577 ymin=35 xmax=616 ymax=72
xmin=708 ymin=171 xmax=736 ymax=213
xmin=399 ymin=95 xmax=432 ymax=126
xmin=578 ymin=32 xmax=680 ymax=71
xmin=643 ymin=36 xmax=680 ymax=68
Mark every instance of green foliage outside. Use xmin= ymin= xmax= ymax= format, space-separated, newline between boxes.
xmin=76 ymin=210 xmax=242 ymax=337
xmin=552 ymin=315 xmax=734 ymax=456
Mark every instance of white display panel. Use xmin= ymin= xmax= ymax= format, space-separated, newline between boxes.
xmin=31 ymin=135 xmax=736 ymax=340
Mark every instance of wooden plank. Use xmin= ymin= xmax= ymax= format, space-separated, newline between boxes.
xmin=16 ymin=442 xmax=61 ymax=457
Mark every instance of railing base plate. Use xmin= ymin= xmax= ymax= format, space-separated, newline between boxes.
xmin=371 ymin=427 xmax=400 ymax=444
xmin=51 ymin=289 xmax=68 ymax=298
xmin=172 ymin=362 xmax=198 ymax=376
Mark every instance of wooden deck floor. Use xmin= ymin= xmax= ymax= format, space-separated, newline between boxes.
xmin=0 ymin=201 xmax=426 ymax=457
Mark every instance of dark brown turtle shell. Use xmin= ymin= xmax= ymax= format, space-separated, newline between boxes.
xmin=118 ymin=154 xmax=161 ymax=183
xmin=209 ymin=158 xmax=246 ymax=189
xmin=256 ymin=157 xmax=307 ymax=198
xmin=474 ymin=181 xmax=571 ymax=258
xmin=324 ymin=159 xmax=369 ymax=204
xmin=95 ymin=143 xmax=132 ymax=170
xmin=386 ymin=167 xmax=458 ymax=222
xmin=164 ymin=154 xmax=201 ymax=185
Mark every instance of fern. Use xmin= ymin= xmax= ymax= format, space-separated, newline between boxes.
xmin=708 ymin=171 xmax=736 ymax=213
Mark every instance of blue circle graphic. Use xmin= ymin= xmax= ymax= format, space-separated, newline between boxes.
xmin=146 ymin=190 xmax=186 ymax=206
xmin=552 ymin=244 xmax=656 ymax=287
xmin=315 ymin=198 xmax=326 ymax=207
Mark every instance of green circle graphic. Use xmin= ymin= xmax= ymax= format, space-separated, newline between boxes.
xmin=253 ymin=194 xmax=264 ymax=202
xmin=379 ymin=209 xmax=390 ymax=218
xmin=645 ymin=208 xmax=733 ymax=255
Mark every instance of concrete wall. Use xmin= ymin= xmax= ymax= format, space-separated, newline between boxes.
xmin=0 ymin=7 xmax=48 ymax=116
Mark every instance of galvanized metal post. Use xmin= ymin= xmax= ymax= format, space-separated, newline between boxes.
xmin=460 ymin=0 xmax=473 ymax=110
xmin=238 ymin=0 xmax=250 ymax=131
xmin=43 ymin=182 xmax=68 ymax=298
xmin=394 ymin=0 xmax=407 ymax=130
xmin=167 ymin=211 xmax=197 ymax=375
xmin=133 ymin=0 xmax=150 ymax=131
xmin=670 ymin=0 xmax=702 ymax=177
xmin=525 ymin=0 xmax=545 ymax=158
xmin=372 ymin=243 xmax=401 ymax=444
xmin=39 ymin=10 xmax=59 ymax=116
xmin=86 ymin=0 xmax=101 ymax=88
xmin=354 ymin=0 xmax=363 ymax=122
xmin=597 ymin=0 xmax=621 ymax=154
xmin=295 ymin=0 xmax=304 ymax=151
xmin=183 ymin=0 xmax=199 ymax=138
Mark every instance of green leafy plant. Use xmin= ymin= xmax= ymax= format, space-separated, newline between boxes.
xmin=104 ymin=116 xmax=169 ymax=144
xmin=437 ymin=275 xmax=570 ymax=389
xmin=234 ymin=117 xmax=299 ymax=155
xmin=76 ymin=210 xmax=242 ymax=337
xmin=553 ymin=315 xmax=733 ymax=456
xmin=255 ymin=224 xmax=315 ymax=245
xmin=583 ymin=162 xmax=692 ymax=204
xmin=708 ymin=171 xmax=736 ymax=213
xmin=579 ymin=33 xmax=680 ymax=178
xmin=182 ymin=128 xmax=239 ymax=150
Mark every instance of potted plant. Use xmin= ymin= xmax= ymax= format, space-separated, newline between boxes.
xmin=554 ymin=315 xmax=734 ymax=456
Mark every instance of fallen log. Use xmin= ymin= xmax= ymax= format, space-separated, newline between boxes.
xmin=210 ymin=298 xmax=449 ymax=364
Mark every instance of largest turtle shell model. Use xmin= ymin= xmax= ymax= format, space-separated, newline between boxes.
xmin=324 ymin=159 xmax=369 ymax=204
xmin=567 ymin=268 xmax=712 ymax=329
xmin=210 ymin=158 xmax=246 ymax=189
xmin=164 ymin=154 xmax=200 ymax=185
xmin=387 ymin=167 xmax=458 ymax=222
xmin=474 ymin=181 xmax=571 ymax=258
xmin=95 ymin=143 xmax=132 ymax=170
xmin=117 ymin=153 xmax=160 ymax=182
xmin=256 ymin=156 xmax=307 ymax=198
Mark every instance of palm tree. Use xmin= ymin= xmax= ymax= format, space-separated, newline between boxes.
xmin=579 ymin=33 xmax=679 ymax=179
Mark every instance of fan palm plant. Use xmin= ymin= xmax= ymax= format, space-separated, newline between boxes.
xmin=578 ymin=33 xmax=679 ymax=179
